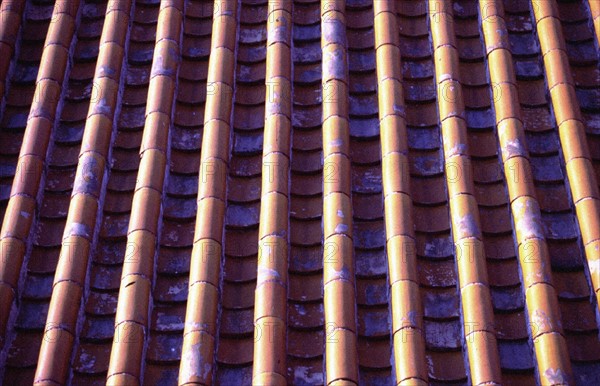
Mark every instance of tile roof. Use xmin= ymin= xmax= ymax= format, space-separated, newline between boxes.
xmin=0 ymin=0 xmax=599 ymax=385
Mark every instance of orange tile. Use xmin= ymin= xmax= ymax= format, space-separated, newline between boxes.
xmin=504 ymin=157 xmax=536 ymax=201
xmin=37 ymin=47 xmax=70 ymax=83
xmin=387 ymin=235 xmax=418 ymax=284
xmin=558 ymin=120 xmax=591 ymax=162
xmin=211 ymin=14 xmax=237 ymax=51
xmin=1 ymin=0 xmax=597 ymax=382
xmin=575 ymin=198 xmax=600 ymax=245
xmin=325 ymin=328 xmax=359 ymax=384
xmin=532 ymin=0 xmax=560 ymax=21
xmin=465 ymin=331 xmax=502 ymax=385
xmin=184 ymin=282 xmax=219 ymax=336
xmin=445 ymin=155 xmax=476 ymax=198
xmin=374 ymin=11 xmax=399 ymax=48
xmin=323 ymin=192 xmax=353 ymax=239
xmin=392 ymin=328 xmax=428 ymax=384
xmin=543 ymin=49 xmax=574 ymax=88
xmin=194 ymin=197 xmax=226 ymax=242
xmin=487 ymin=49 xmax=516 ymax=85
xmin=106 ymin=2 xmax=183 ymax=382
xmin=429 ymin=1 xmax=502 ymax=381
xmin=455 ymin=238 xmax=489 ymax=288
xmin=107 ymin=322 xmax=145 ymax=380
xmin=390 ymin=279 xmax=423 ymax=332
xmin=258 ymin=192 xmax=288 ymax=236
xmin=533 ymin=332 xmax=573 ymax=385
xmin=0 ymin=238 xmax=25 ymax=288
xmin=257 ymin=235 xmax=288 ymax=286
xmin=384 ymin=192 xmax=414 ymax=239
xmin=434 ymin=45 xmax=461 ymax=83
xmin=550 ymin=83 xmax=583 ymax=125
xmin=481 ymin=15 xmax=510 ymax=53
xmin=323 ymin=116 xmax=350 ymax=156
xmin=323 ymin=234 xmax=354 ymax=285
xmin=254 ymin=281 xmax=286 ymax=321
xmin=518 ymin=238 xmax=554 ymax=288
xmin=207 ymin=47 xmax=235 ymax=85
xmin=375 ymin=44 xmax=402 ymax=81
xmin=252 ymin=316 xmax=286 ymax=378
xmin=189 ymin=239 xmax=222 ymax=288
xmin=382 ymin=152 xmax=411 ymax=196
xmin=461 ymin=283 xmax=496 ymax=334
xmin=34 ymin=327 xmax=75 ymax=384
xmin=178 ymin=331 xmax=216 ymax=385
xmin=261 ymin=152 xmax=290 ymax=196
xmin=121 ymin=229 xmax=156 ymax=279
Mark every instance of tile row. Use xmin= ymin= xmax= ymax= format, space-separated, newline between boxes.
xmin=0 ymin=0 xmax=82 ymax=356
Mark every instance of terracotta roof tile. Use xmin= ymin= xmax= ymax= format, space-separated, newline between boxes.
xmin=0 ymin=0 xmax=599 ymax=384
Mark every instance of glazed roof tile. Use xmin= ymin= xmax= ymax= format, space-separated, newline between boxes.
xmin=0 ymin=0 xmax=599 ymax=385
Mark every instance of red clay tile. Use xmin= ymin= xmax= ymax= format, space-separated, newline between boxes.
xmin=0 ymin=1 xmax=598 ymax=385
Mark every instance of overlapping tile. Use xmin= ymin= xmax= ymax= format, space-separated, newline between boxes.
xmin=250 ymin=1 xmax=292 ymax=384
xmin=428 ymin=1 xmax=502 ymax=383
xmin=33 ymin=1 xmax=133 ymax=384
xmin=106 ymin=1 xmax=184 ymax=384
xmin=0 ymin=0 xmax=81 ymax=360
xmin=0 ymin=1 xmax=599 ymax=385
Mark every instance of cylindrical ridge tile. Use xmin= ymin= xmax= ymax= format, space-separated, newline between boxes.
xmin=184 ymin=282 xmax=219 ymax=337
xmin=526 ymin=283 xmax=563 ymax=337
xmin=533 ymin=332 xmax=573 ymax=385
xmin=323 ymin=192 xmax=353 ymax=239
xmin=257 ymin=236 xmax=288 ymax=286
xmin=323 ymin=234 xmax=355 ymax=285
xmin=189 ymin=239 xmax=222 ymax=288
xmin=179 ymin=331 xmax=216 ymax=385
xmin=325 ymin=328 xmax=359 ymax=384
xmin=261 ymin=152 xmax=290 ymax=196
xmin=254 ymin=281 xmax=287 ymax=321
xmin=324 ymin=279 xmax=356 ymax=332
xmin=1 ymin=0 xmax=82 ymax=350
xmin=107 ymin=321 xmax=146 ymax=380
xmin=323 ymin=116 xmax=350 ymax=156
xmin=455 ymin=238 xmax=489 ymax=288
xmin=575 ymin=198 xmax=600 ymax=245
xmin=466 ymin=331 xmax=502 ymax=385
xmin=181 ymin=3 xmax=238 ymax=383
xmin=194 ymin=197 xmax=226 ymax=242
xmin=108 ymin=0 xmax=182 ymax=381
xmin=323 ymin=153 xmax=351 ymax=196
xmin=392 ymin=328 xmax=428 ymax=384
xmin=460 ymin=283 xmax=496 ymax=334
xmin=252 ymin=316 xmax=287 ymax=378
xmin=390 ymin=280 xmax=423 ymax=332
xmin=382 ymin=152 xmax=411 ymax=197
xmin=384 ymin=192 xmax=414 ymax=239
xmin=387 ymin=236 xmax=418 ymax=284
xmin=518 ymin=238 xmax=554 ymax=288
